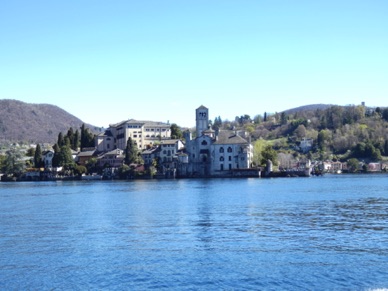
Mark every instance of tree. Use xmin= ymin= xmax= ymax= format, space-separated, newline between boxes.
xmin=57 ymin=132 xmax=64 ymax=147
xmin=26 ymin=147 xmax=35 ymax=157
xmin=170 ymin=123 xmax=183 ymax=139
xmin=80 ymin=124 xmax=95 ymax=150
xmin=34 ymin=144 xmax=43 ymax=168
xmin=67 ymin=127 xmax=75 ymax=149
xmin=252 ymin=138 xmax=267 ymax=166
xmin=384 ymin=140 xmax=388 ymax=156
xmin=382 ymin=108 xmax=388 ymax=122
xmin=347 ymin=158 xmax=359 ymax=173
xmin=1 ymin=148 xmax=25 ymax=176
xmin=280 ymin=112 xmax=287 ymax=125
xmin=52 ymin=144 xmax=61 ymax=167
xmin=125 ymin=137 xmax=139 ymax=165
xmin=294 ymin=124 xmax=307 ymax=139
xmin=58 ymin=145 xmax=75 ymax=169
xmin=74 ymin=130 xmax=80 ymax=151
xmin=261 ymin=145 xmax=278 ymax=166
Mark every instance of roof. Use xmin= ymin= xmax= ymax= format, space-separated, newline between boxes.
xmin=197 ymin=105 xmax=208 ymax=110
xmin=213 ymin=130 xmax=249 ymax=145
xmin=160 ymin=139 xmax=180 ymax=145
xmin=110 ymin=119 xmax=170 ymax=128
xmin=77 ymin=150 xmax=96 ymax=157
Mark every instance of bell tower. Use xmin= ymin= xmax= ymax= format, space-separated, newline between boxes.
xmin=196 ymin=105 xmax=209 ymax=137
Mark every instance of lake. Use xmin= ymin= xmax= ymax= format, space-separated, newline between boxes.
xmin=1 ymin=174 xmax=387 ymax=290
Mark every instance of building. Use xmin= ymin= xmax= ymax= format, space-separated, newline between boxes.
xmin=96 ymin=119 xmax=171 ymax=151
xmin=184 ymin=105 xmax=253 ymax=177
xmin=97 ymin=149 xmax=125 ymax=168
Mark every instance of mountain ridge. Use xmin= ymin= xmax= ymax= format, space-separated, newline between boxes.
xmin=0 ymin=99 xmax=97 ymax=143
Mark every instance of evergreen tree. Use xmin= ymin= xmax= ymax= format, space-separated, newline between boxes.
xmin=125 ymin=137 xmax=138 ymax=165
xmin=57 ymin=132 xmax=64 ymax=147
xmin=52 ymin=143 xmax=61 ymax=167
xmin=80 ymin=124 xmax=95 ymax=150
xmin=67 ymin=128 xmax=75 ymax=149
xmin=74 ymin=130 xmax=80 ymax=151
xmin=34 ymin=144 xmax=43 ymax=168
xmin=58 ymin=145 xmax=75 ymax=169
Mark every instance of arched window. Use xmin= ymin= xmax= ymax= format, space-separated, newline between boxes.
xmin=201 ymin=140 xmax=208 ymax=145
xmin=227 ymin=147 xmax=233 ymax=153
xmin=219 ymin=147 xmax=224 ymax=153
xmin=220 ymin=157 xmax=224 ymax=161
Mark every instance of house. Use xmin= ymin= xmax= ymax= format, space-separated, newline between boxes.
xmin=141 ymin=147 xmax=160 ymax=166
xmin=77 ymin=149 xmax=97 ymax=166
xmin=42 ymin=150 xmax=54 ymax=169
xmin=98 ymin=149 xmax=125 ymax=168
xmin=159 ymin=139 xmax=185 ymax=164
xmin=183 ymin=105 xmax=253 ymax=177
xmin=299 ymin=138 xmax=314 ymax=153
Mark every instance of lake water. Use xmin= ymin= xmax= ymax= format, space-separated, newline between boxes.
xmin=1 ymin=174 xmax=387 ymax=290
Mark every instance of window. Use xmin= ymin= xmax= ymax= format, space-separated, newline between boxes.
xmin=220 ymin=164 xmax=224 ymax=171
xmin=201 ymin=140 xmax=208 ymax=145
xmin=220 ymin=157 xmax=224 ymax=161
xmin=229 ymin=156 xmax=232 ymax=161
xmin=219 ymin=147 xmax=224 ymax=153
xmin=229 ymin=164 xmax=232 ymax=170
xmin=227 ymin=147 xmax=233 ymax=153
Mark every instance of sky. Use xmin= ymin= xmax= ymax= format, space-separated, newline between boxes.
xmin=1 ymin=1 xmax=387 ymax=128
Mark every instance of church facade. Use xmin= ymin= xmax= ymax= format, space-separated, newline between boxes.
xmin=184 ymin=105 xmax=253 ymax=177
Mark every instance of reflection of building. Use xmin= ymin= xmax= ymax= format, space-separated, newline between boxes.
xmin=184 ymin=105 xmax=253 ymax=177
xmin=96 ymin=119 xmax=171 ymax=151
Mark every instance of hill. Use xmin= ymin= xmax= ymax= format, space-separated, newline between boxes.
xmin=283 ymin=104 xmax=333 ymax=115
xmin=0 ymin=99 xmax=96 ymax=143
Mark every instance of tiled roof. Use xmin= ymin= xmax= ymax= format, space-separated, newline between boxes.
xmin=213 ymin=130 xmax=249 ymax=145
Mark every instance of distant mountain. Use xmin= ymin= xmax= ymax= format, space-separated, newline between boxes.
xmin=0 ymin=99 xmax=98 ymax=143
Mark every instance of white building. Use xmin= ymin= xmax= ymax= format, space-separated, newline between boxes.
xmin=96 ymin=119 xmax=171 ymax=151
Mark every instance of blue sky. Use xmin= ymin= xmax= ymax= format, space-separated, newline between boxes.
xmin=1 ymin=1 xmax=387 ymax=128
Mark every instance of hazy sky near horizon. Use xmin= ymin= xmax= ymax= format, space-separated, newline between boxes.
xmin=1 ymin=1 xmax=387 ymax=128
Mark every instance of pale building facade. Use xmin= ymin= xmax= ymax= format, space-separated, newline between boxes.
xmin=96 ymin=119 xmax=171 ymax=151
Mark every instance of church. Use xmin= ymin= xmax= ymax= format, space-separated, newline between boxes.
xmin=184 ymin=105 xmax=254 ymax=177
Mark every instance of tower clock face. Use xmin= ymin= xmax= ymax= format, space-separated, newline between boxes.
xmin=198 ymin=111 xmax=207 ymax=118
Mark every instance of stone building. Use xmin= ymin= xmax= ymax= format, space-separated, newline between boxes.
xmin=184 ymin=105 xmax=253 ymax=177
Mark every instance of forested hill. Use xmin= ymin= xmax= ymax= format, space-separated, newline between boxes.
xmin=0 ymin=99 xmax=97 ymax=143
